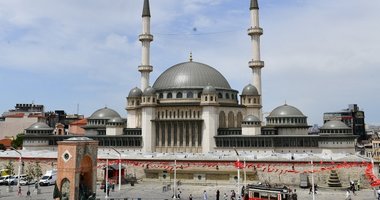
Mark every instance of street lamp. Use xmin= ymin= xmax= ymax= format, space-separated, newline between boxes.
xmin=233 ymin=147 xmax=241 ymax=198
xmin=173 ymin=158 xmax=177 ymax=199
xmin=109 ymin=147 xmax=122 ymax=191
xmin=10 ymin=147 xmax=22 ymax=188
xmin=310 ymin=156 xmax=315 ymax=200
xmin=105 ymin=153 xmax=109 ymax=199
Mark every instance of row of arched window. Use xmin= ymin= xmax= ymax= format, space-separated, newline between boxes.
xmin=157 ymin=91 xmax=237 ymax=100
xmin=157 ymin=109 xmax=201 ymax=119
xmin=320 ymin=129 xmax=352 ymax=134
xmin=267 ymin=117 xmax=307 ymax=125
xmin=219 ymin=111 xmax=243 ymax=128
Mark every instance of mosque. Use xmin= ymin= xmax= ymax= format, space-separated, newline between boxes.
xmin=22 ymin=0 xmax=357 ymax=154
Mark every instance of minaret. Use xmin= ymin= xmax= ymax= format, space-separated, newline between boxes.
xmin=138 ymin=0 xmax=153 ymax=91
xmin=248 ymin=0 xmax=264 ymax=95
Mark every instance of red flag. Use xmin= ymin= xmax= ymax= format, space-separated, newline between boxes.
xmin=234 ymin=161 xmax=244 ymax=169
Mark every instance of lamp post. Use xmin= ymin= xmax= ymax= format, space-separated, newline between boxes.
xmin=10 ymin=147 xmax=22 ymax=188
xmin=110 ymin=147 xmax=122 ymax=191
xmin=173 ymin=159 xmax=177 ymax=199
xmin=105 ymin=154 xmax=109 ymax=199
xmin=311 ymin=158 xmax=315 ymax=200
xmin=233 ymin=147 xmax=240 ymax=198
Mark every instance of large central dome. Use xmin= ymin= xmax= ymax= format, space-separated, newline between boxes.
xmin=153 ymin=61 xmax=231 ymax=90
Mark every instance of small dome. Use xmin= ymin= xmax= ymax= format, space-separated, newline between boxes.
xmin=321 ymin=120 xmax=350 ymax=130
xmin=202 ymin=85 xmax=216 ymax=94
xmin=89 ymin=107 xmax=121 ymax=119
xmin=268 ymin=104 xmax=305 ymax=117
xmin=108 ymin=117 xmax=124 ymax=123
xmin=26 ymin=122 xmax=53 ymax=131
xmin=243 ymin=115 xmax=261 ymax=122
xmin=242 ymin=84 xmax=259 ymax=96
xmin=143 ymin=86 xmax=156 ymax=96
xmin=128 ymin=87 xmax=142 ymax=97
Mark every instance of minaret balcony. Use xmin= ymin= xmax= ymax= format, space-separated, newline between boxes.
xmin=139 ymin=34 xmax=153 ymax=42
xmin=249 ymin=60 xmax=264 ymax=68
xmin=138 ymin=65 xmax=153 ymax=72
xmin=248 ymin=27 xmax=263 ymax=36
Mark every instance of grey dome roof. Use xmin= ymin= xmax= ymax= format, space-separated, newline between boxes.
xmin=242 ymin=84 xmax=259 ymax=96
xmin=128 ymin=87 xmax=142 ymax=97
xmin=321 ymin=120 xmax=350 ymax=130
xmin=108 ymin=117 xmax=124 ymax=123
xmin=153 ymin=61 xmax=231 ymax=90
xmin=268 ymin=104 xmax=305 ymax=117
xmin=243 ymin=115 xmax=261 ymax=122
xmin=89 ymin=107 xmax=121 ymax=119
xmin=143 ymin=86 xmax=156 ymax=96
xmin=26 ymin=122 xmax=53 ymax=131
xmin=202 ymin=85 xmax=216 ymax=94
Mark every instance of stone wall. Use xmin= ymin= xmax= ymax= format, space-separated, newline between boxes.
xmin=0 ymin=158 xmax=373 ymax=188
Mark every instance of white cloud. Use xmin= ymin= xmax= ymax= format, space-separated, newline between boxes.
xmin=0 ymin=0 xmax=379 ymax=125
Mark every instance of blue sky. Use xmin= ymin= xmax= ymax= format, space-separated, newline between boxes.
xmin=0 ymin=0 xmax=379 ymax=125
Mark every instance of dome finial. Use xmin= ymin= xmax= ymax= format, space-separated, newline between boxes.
xmin=284 ymin=100 xmax=287 ymax=106
xmin=189 ymin=52 xmax=193 ymax=62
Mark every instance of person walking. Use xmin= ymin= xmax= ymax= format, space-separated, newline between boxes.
xmin=17 ymin=186 xmax=22 ymax=196
xmin=223 ymin=193 xmax=228 ymax=200
xmin=189 ymin=194 xmax=193 ymax=200
xmin=203 ymin=190 xmax=208 ymax=200
xmin=216 ymin=189 xmax=220 ymax=200
xmin=345 ymin=189 xmax=352 ymax=200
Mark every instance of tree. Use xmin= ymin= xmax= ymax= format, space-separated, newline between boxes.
xmin=25 ymin=163 xmax=35 ymax=182
xmin=0 ymin=143 xmax=6 ymax=151
xmin=3 ymin=160 xmax=15 ymax=175
xmin=11 ymin=133 xmax=24 ymax=149
xmin=33 ymin=162 xmax=43 ymax=181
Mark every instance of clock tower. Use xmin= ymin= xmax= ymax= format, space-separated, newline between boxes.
xmin=56 ymin=137 xmax=98 ymax=199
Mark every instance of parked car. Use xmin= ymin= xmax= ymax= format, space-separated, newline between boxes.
xmin=20 ymin=177 xmax=36 ymax=185
xmin=0 ymin=176 xmax=7 ymax=185
xmin=4 ymin=175 xmax=18 ymax=185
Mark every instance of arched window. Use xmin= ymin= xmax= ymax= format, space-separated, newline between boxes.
xmin=205 ymin=96 xmax=208 ymax=101
xmin=159 ymin=93 xmax=163 ymax=98
xmin=187 ymin=92 xmax=193 ymax=98
xmin=225 ymin=93 xmax=230 ymax=99
xmin=176 ymin=92 xmax=183 ymax=98
xmin=253 ymin=98 xmax=256 ymax=104
xmin=197 ymin=92 xmax=202 ymax=98
xmin=228 ymin=111 xmax=235 ymax=128
xmin=210 ymin=96 xmax=213 ymax=101
xmin=237 ymin=112 xmax=243 ymax=128
xmin=167 ymin=93 xmax=172 ymax=99
xmin=219 ymin=111 xmax=226 ymax=128
xmin=218 ymin=93 xmax=223 ymax=98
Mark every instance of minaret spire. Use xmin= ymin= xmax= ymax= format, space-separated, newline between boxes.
xmin=248 ymin=0 xmax=264 ymax=94
xmin=250 ymin=0 xmax=259 ymax=10
xmin=138 ymin=0 xmax=153 ymax=91
xmin=248 ymin=0 xmax=264 ymax=119
xmin=142 ymin=0 xmax=151 ymax=17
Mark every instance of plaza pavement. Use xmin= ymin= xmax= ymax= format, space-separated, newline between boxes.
xmin=0 ymin=180 xmax=377 ymax=200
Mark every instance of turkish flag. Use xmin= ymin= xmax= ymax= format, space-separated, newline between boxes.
xmin=235 ymin=161 xmax=244 ymax=169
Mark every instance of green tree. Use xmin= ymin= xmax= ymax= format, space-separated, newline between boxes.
xmin=4 ymin=160 xmax=15 ymax=175
xmin=33 ymin=162 xmax=43 ymax=181
xmin=11 ymin=133 xmax=24 ymax=149
xmin=25 ymin=163 xmax=34 ymax=182
xmin=0 ymin=143 xmax=5 ymax=151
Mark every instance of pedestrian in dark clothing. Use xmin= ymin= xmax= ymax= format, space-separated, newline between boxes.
xmin=216 ymin=189 xmax=220 ymax=200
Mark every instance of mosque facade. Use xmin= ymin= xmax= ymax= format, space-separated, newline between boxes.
xmin=22 ymin=0 xmax=357 ymax=154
